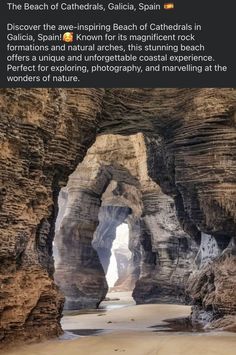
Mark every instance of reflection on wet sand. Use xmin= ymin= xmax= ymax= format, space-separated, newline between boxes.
xmin=5 ymin=292 xmax=236 ymax=355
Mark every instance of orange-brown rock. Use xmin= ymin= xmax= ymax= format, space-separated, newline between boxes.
xmin=0 ymin=88 xmax=236 ymax=347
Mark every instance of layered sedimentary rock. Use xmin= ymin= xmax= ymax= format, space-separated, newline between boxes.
xmin=133 ymin=192 xmax=198 ymax=304
xmin=0 ymin=88 xmax=236 ymax=345
xmin=188 ymin=252 xmax=236 ymax=331
xmin=53 ymin=161 xmax=110 ymax=310
xmin=186 ymin=233 xmax=236 ymax=329
xmin=0 ymin=89 xmax=104 ymax=346
xmin=98 ymin=89 xmax=236 ymax=327
xmin=55 ymin=133 xmax=196 ymax=307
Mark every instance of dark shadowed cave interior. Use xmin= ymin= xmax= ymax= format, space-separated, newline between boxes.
xmin=0 ymin=88 xmax=236 ymax=354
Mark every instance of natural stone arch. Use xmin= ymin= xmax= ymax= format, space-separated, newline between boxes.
xmin=54 ymin=153 xmax=143 ymax=309
xmin=92 ymin=180 xmax=143 ymax=294
xmin=54 ymin=133 xmax=198 ymax=310
xmin=0 ymin=88 xmax=236 ymax=346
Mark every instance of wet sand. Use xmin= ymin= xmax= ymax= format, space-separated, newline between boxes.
xmin=5 ymin=292 xmax=236 ymax=355
xmin=62 ymin=296 xmax=191 ymax=333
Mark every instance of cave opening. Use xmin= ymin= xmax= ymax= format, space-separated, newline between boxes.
xmin=33 ymin=124 xmax=235 ymax=348
xmin=1 ymin=89 xmax=236 ymax=349
xmin=52 ymin=133 xmax=142 ymax=311
xmin=52 ymin=132 xmax=199 ymax=312
xmin=91 ymin=203 xmax=137 ymax=306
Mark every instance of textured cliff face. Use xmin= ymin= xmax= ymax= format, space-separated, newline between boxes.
xmin=53 ymin=166 xmax=109 ymax=310
xmin=186 ymin=233 xmax=236 ymax=329
xmin=133 ymin=192 xmax=198 ymax=304
xmin=0 ymin=88 xmax=236 ymax=345
xmin=98 ymin=89 xmax=236 ymax=328
xmin=0 ymin=89 xmax=104 ymax=345
xmin=100 ymin=88 xmax=236 ymax=239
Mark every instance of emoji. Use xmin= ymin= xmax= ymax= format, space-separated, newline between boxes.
xmin=164 ymin=3 xmax=174 ymax=10
xmin=63 ymin=32 xmax=73 ymax=43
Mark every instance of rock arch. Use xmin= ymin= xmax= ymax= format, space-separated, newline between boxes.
xmin=54 ymin=133 xmax=197 ymax=309
xmin=0 ymin=88 xmax=236 ymax=345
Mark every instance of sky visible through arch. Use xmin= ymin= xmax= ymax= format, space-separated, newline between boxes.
xmin=106 ymin=223 xmax=130 ymax=288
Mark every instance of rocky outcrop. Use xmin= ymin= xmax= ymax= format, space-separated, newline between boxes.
xmin=0 ymin=267 xmax=64 ymax=346
xmin=133 ymin=191 xmax=198 ymax=304
xmin=0 ymin=89 xmax=105 ymax=346
xmin=0 ymin=88 xmax=236 ymax=346
xmin=188 ymin=252 xmax=236 ymax=330
xmin=186 ymin=234 xmax=236 ymax=329
xmin=53 ymin=165 xmax=109 ymax=309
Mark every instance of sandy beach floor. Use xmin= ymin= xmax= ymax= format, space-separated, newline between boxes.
xmin=5 ymin=292 xmax=236 ymax=355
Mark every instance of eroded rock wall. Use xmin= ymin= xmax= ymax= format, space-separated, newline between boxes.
xmin=133 ymin=191 xmax=198 ymax=304
xmin=144 ymin=121 xmax=236 ymax=327
xmin=0 ymin=88 xmax=104 ymax=345
xmin=1 ymin=88 xmax=236 ymax=345
xmin=100 ymin=88 xmax=236 ymax=240
xmin=54 ymin=162 xmax=111 ymax=309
